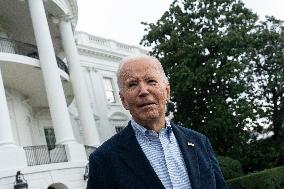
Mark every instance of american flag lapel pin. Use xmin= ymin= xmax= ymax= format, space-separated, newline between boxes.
xmin=187 ymin=142 xmax=195 ymax=147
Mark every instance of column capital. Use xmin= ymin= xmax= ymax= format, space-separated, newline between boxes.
xmin=86 ymin=67 xmax=92 ymax=72
xmin=50 ymin=14 xmax=74 ymax=25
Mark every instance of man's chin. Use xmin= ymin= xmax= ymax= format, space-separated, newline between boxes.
xmin=133 ymin=114 xmax=162 ymax=124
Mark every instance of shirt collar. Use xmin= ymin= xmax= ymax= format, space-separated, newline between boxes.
xmin=131 ymin=119 xmax=173 ymax=139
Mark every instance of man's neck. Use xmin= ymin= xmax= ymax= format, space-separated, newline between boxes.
xmin=134 ymin=117 xmax=166 ymax=133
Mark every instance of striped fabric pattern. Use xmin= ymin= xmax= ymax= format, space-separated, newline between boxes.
xmin=131 ymin=120 xmax=192 ymax=189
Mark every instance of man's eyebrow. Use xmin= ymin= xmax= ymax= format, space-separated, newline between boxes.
xmin=145 ymin=75 xmax=156 ymax=79
xmin=143 ymin=75 xmax=158 ymax=80
xmin=125 ymin=78 xmax=137 ymax=82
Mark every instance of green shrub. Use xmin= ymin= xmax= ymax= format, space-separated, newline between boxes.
xmin=227 ymin=166 xmax=284 ymax=189
xmin=218 ymin=156 xmax=244 ymax=180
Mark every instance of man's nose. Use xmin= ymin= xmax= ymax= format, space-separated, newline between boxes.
xmin=138 ymin=83 xmax=149 ymax=97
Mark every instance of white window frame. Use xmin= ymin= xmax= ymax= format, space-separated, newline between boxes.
xmin=103 ymin=77 xmax=116 ymax=103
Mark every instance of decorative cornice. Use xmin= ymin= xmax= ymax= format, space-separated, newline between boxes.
xmin=75 ymin=31 xmax=148 ymax=61
xmin=77 ymin=47 xmax=124 ymax=61
xmin=68 ymin=0 xmax=78 ymax=26
xmin=48 ymin=0 xmax=78 ymax=26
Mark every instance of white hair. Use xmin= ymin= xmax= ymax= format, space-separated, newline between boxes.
xmin=117 ymin=54 xmax=168 ymax=90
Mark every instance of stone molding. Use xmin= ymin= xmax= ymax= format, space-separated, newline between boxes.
xmin=75 ymin=31 xmax=148 ymax=61
xmin=77 ymin=47 xmax=123 ymax=61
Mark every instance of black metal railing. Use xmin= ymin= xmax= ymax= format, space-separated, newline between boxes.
xmin=84 ymin=145 xmax=97 ymax=160
xmin=0 ymin=37 xmax=69 ymax=74
xmin=23 ymin=145 xmax=68 ymax=166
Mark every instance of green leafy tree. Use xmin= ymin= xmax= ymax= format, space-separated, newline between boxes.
xmin=218 ymin=156 xmax=244 ymax=179
xmin=237 ymin=17 xmax=284 ymax=173
xmin=141 ymin=0 xmax=258 ymax=157
xmin=249 ymin=16 xmax=284 ymax=140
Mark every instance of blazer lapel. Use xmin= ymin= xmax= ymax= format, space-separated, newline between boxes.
xmin=118 ymin=122 xmax=164 ymax=189
xmin=172 ymin=123 xmax=200 ymax=189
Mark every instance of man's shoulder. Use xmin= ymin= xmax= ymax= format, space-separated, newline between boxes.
xmin=171 ymin=122 xmax=208 ymax=142
xmin=92 ymin=132 xmax=121 ymax=156
xmin=90 ymin=124 xmax=131 ymax=159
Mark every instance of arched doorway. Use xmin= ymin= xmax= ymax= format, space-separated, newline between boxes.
xmin=47 ymin=183 xmax=68 ymax=189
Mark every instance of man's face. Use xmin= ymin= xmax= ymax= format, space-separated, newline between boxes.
xmin=119 ymin=58 xmax=170 ymax=126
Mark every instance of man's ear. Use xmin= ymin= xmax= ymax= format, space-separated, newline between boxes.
xmin=119 ymin=91 xmax=129 ymax=110
xmin=165 ymin=82 xmax=171 ymax=101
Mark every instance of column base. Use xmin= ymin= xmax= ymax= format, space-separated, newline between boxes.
xmin=84 ymin=133 xmax=101 ymax=148
xmin=65 ymin=143 xmax=87 ymax=162
xmin=57 ymin=137 xmax=77 ymax=145
xmin=0 ymin=146 xmax=27 ymax=170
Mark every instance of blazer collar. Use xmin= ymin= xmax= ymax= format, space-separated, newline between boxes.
xmin=171 ymin=123 xmax=201 ymax=189
xmin=118 ymin=121 xmax=165 ymax=189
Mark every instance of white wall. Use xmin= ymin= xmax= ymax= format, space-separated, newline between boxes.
xmin=4 ymin=87 xmax=85 ymax=147
xmin=73 ymin=31 xmax=149 ymax=143
xmin=78 ymin=57 xmax=130 ymax=142
xmin=6 ymin=88 xmax=33 ymax=146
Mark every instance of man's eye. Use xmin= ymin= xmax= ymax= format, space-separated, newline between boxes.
xmin=128 ymin=83 xmax=137 ymax=87
xmin=148 ymin=80 xmax=157 ymax=84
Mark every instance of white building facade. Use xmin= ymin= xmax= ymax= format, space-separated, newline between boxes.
xmin=73 ymin=31 xmax=147 ymax=143
xmin=0 ymin=0 xmax=146 ymax=188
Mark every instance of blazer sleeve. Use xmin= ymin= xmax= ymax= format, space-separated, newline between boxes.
xmin=205 ymin=137 xmax=229 ymax=189
xmin=86 ymin=151 xmax=115 ymax=189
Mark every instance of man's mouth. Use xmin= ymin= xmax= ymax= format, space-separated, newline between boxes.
xmin=138 ymin=102 xmax=156 ymax=108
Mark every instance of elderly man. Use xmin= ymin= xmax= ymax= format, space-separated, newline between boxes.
xmin=87 ymin=55 xmax=228 ymax=189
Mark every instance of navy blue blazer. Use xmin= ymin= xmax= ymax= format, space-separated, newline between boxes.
xmin=86 ymin=122 xmax=228 ymax=189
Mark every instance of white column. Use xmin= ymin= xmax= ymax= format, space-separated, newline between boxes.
xmin=0 ymin=66 xmax=16 ymax=147
xmin=0 ymin=67 xmax=27 ymax=169
xmin=59 ymin=19 xmax=100 ymax=147
xmin=27 ymin=0 xmax=76 ymax=144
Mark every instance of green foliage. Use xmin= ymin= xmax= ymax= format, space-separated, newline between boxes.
xmin=141 ymin=0 xmax=284 ymax=173
xmin=218 ymin=156 xmax=244 ymax=180
xmin=227 ymin=166 xmax=284 ymax=189
xmin=240 ymin=138 xmax=284 ymax=173
xmin=248 ymin=16 xmax=284 ymax=140
xmin=141 ymin=0 xmax=258 ymax=157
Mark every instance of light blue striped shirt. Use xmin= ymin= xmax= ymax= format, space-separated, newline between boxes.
xmin=131 ymin=119 xmax=191 ymax=189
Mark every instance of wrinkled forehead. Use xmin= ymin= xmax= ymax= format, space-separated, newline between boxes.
xmin=119 ymin=59 xmax=160 ymax=80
